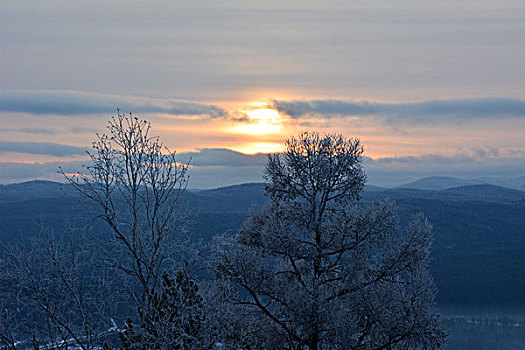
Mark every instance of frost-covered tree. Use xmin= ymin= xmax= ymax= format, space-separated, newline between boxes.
xmin=214 ymin=132 xmax=446 ymax=349
xmin=120 ymin=270 xmax=206 ymax=349
xmin=63 ymin=111 xmax=204 ymax=347
xmin=0 ymin=226 xmax=113 ymax=350
xmin=1 ymin=112 xmax=206 ymax=349
xmin=205 ymin=276 xmax=288 ymax=349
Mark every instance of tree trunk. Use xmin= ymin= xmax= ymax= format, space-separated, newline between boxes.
xmin=309 ymin=337 xmax=319 ymax=350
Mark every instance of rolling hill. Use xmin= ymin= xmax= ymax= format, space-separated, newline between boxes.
xmin=1 ymin=180 xmax=525 ymax=308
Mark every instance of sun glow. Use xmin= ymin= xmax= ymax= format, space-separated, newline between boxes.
xmin=231 ymin=142 xmax=284 ymax=155
xmin=224 ymin=106 xmax=286 ymax=154
xmin=231 ymin=108 xmax=283 ymax=135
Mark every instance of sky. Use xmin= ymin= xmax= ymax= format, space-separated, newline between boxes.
xmin=1 ymin=0 xmax=525 ymax=188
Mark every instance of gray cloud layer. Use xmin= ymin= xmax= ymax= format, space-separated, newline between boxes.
xmin=0 ymin=91 xmax=227 ymax=118
xmin=272 ymin=98 xmax=525 ymax=124
xmin=0 ymin=141 xmax=87 ymax=157
xmin=2 ymin=2 xmax=525 ymax=102
xmin=4 ymin=91 xmax=524 ymax=126
xmin=2 ymin=147 xmax=525 ymax=188
xmin=0 ymin=161 xmax=85 ymax=183
xmin=178 ymin=148 xmax=268 ymax=167
xmin=0 ymin=143 xmax=270 ymax=165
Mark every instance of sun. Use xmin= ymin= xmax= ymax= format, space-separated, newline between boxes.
xmin=232 ymin=142 xmax=284 ymax=154
xmin=231 ymin=108 xmax=283 ymax=135
xmin=225 ymin=105 xmax=286 ymax=154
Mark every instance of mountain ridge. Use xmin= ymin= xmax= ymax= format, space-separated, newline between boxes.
xmin=1 ymin=178 xmax=525 ymax=307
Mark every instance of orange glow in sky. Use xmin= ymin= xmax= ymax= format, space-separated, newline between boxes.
xmin=222 ymin=106 xmax=285 ymax=154
xmin=231 ymin=142 xmax=284 ymax=155
xmin=229 ymin=108 xmax=283 ymax=135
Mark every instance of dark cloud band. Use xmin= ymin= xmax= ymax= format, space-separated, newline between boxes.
xmin=0 ymin=141 xmax=87 ymax=157
xmin=177 ymin=148 xmax=268 ymax=167
xmin=2 ymin=148 xmax=525 ymax=188
xmin=0 ymin=91 xmax=227 ymax=118
xmin=272 ymin=97 xmax=525 ymax=123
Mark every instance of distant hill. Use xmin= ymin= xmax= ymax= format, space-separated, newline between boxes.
xmin=362 ymin=184 xmax=525 ymax=203
xmin=187 ymin=183 xmax=267 ymax=212
xmin=396 ymin=176 xmax=484 ymax=190
xmin=476 ymin=176 xmax=525 ymax=192
xmin=0 ymin=180 xmax=75 ymax=203
xmin=396 ymin=175 xmax=525 ymax=192
xmin=362 ymin=184 xmax=386 ymax=192
xmin=444 ymin=184 xmax=525 ymax=202
xmin=1 ymin=179 xmax=525 ymax=307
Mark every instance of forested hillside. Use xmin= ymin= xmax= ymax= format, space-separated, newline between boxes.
xmin=2 ymin=180 xmax=525 ymax=308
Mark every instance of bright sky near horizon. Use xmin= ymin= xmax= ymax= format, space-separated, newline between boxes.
xmin=1 ymin=1 xmax=525 ymax=188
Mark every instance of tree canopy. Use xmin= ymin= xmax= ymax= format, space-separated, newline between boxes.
xmin=214 ymin=132 xmax=446 ymax=349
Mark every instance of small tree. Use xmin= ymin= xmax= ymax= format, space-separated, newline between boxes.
xmin=214 ymin=132 xmax=446 ymax=349
xmin=64 ymin=111 xmax=201 ymax=347
xmin=0 ymin=226 xmax=112 ymax=350
xmin=120 ymin=270 xmax=206 ymax=349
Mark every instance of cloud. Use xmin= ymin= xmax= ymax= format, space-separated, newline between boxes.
xmin=0 ymin=148 xmax=269 ymax=187
xmin=2 ymin=148 xmax=525 ymax=188
xmin=0 ymin=150 xmax=268 ymax=188
xmin=187 ymin=165 xmax=265 ymax=189
xmin=177 ymin=148 xmax=268 ymax=167
xmin=367 ymin=154 xmax=475 ymax=166
xmin=1 ymin=127 xmax=60 ymax=135
xmin=0 ymin=161 xmax=85 ymax=183
xmin=0 ymin=91 xmax=228 ymax=118
xmin=363 ymin=151 xmax=525 ymax=187
xmin=0 ymin=147 xmax=269 ymax=183
xmin=5 ymin=91 xmax=525 ymax=127
xmin=0 ymin=159 xmax=267 ymax=189
xmin=272 ymin=97 xmax=525 ymax=124
xmin=366 ymin=149 xmax=509 ymax=168
xmin=367 ymin=146 xmax=524 ymax=167
xmin=0 ymin=141 xmax=87 ymax=157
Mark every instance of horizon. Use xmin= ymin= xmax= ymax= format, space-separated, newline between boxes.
xmin=1 ymin=1 xmax=525 ymax=187
xmin=3 ymin=174 xmax=525 ymax=193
